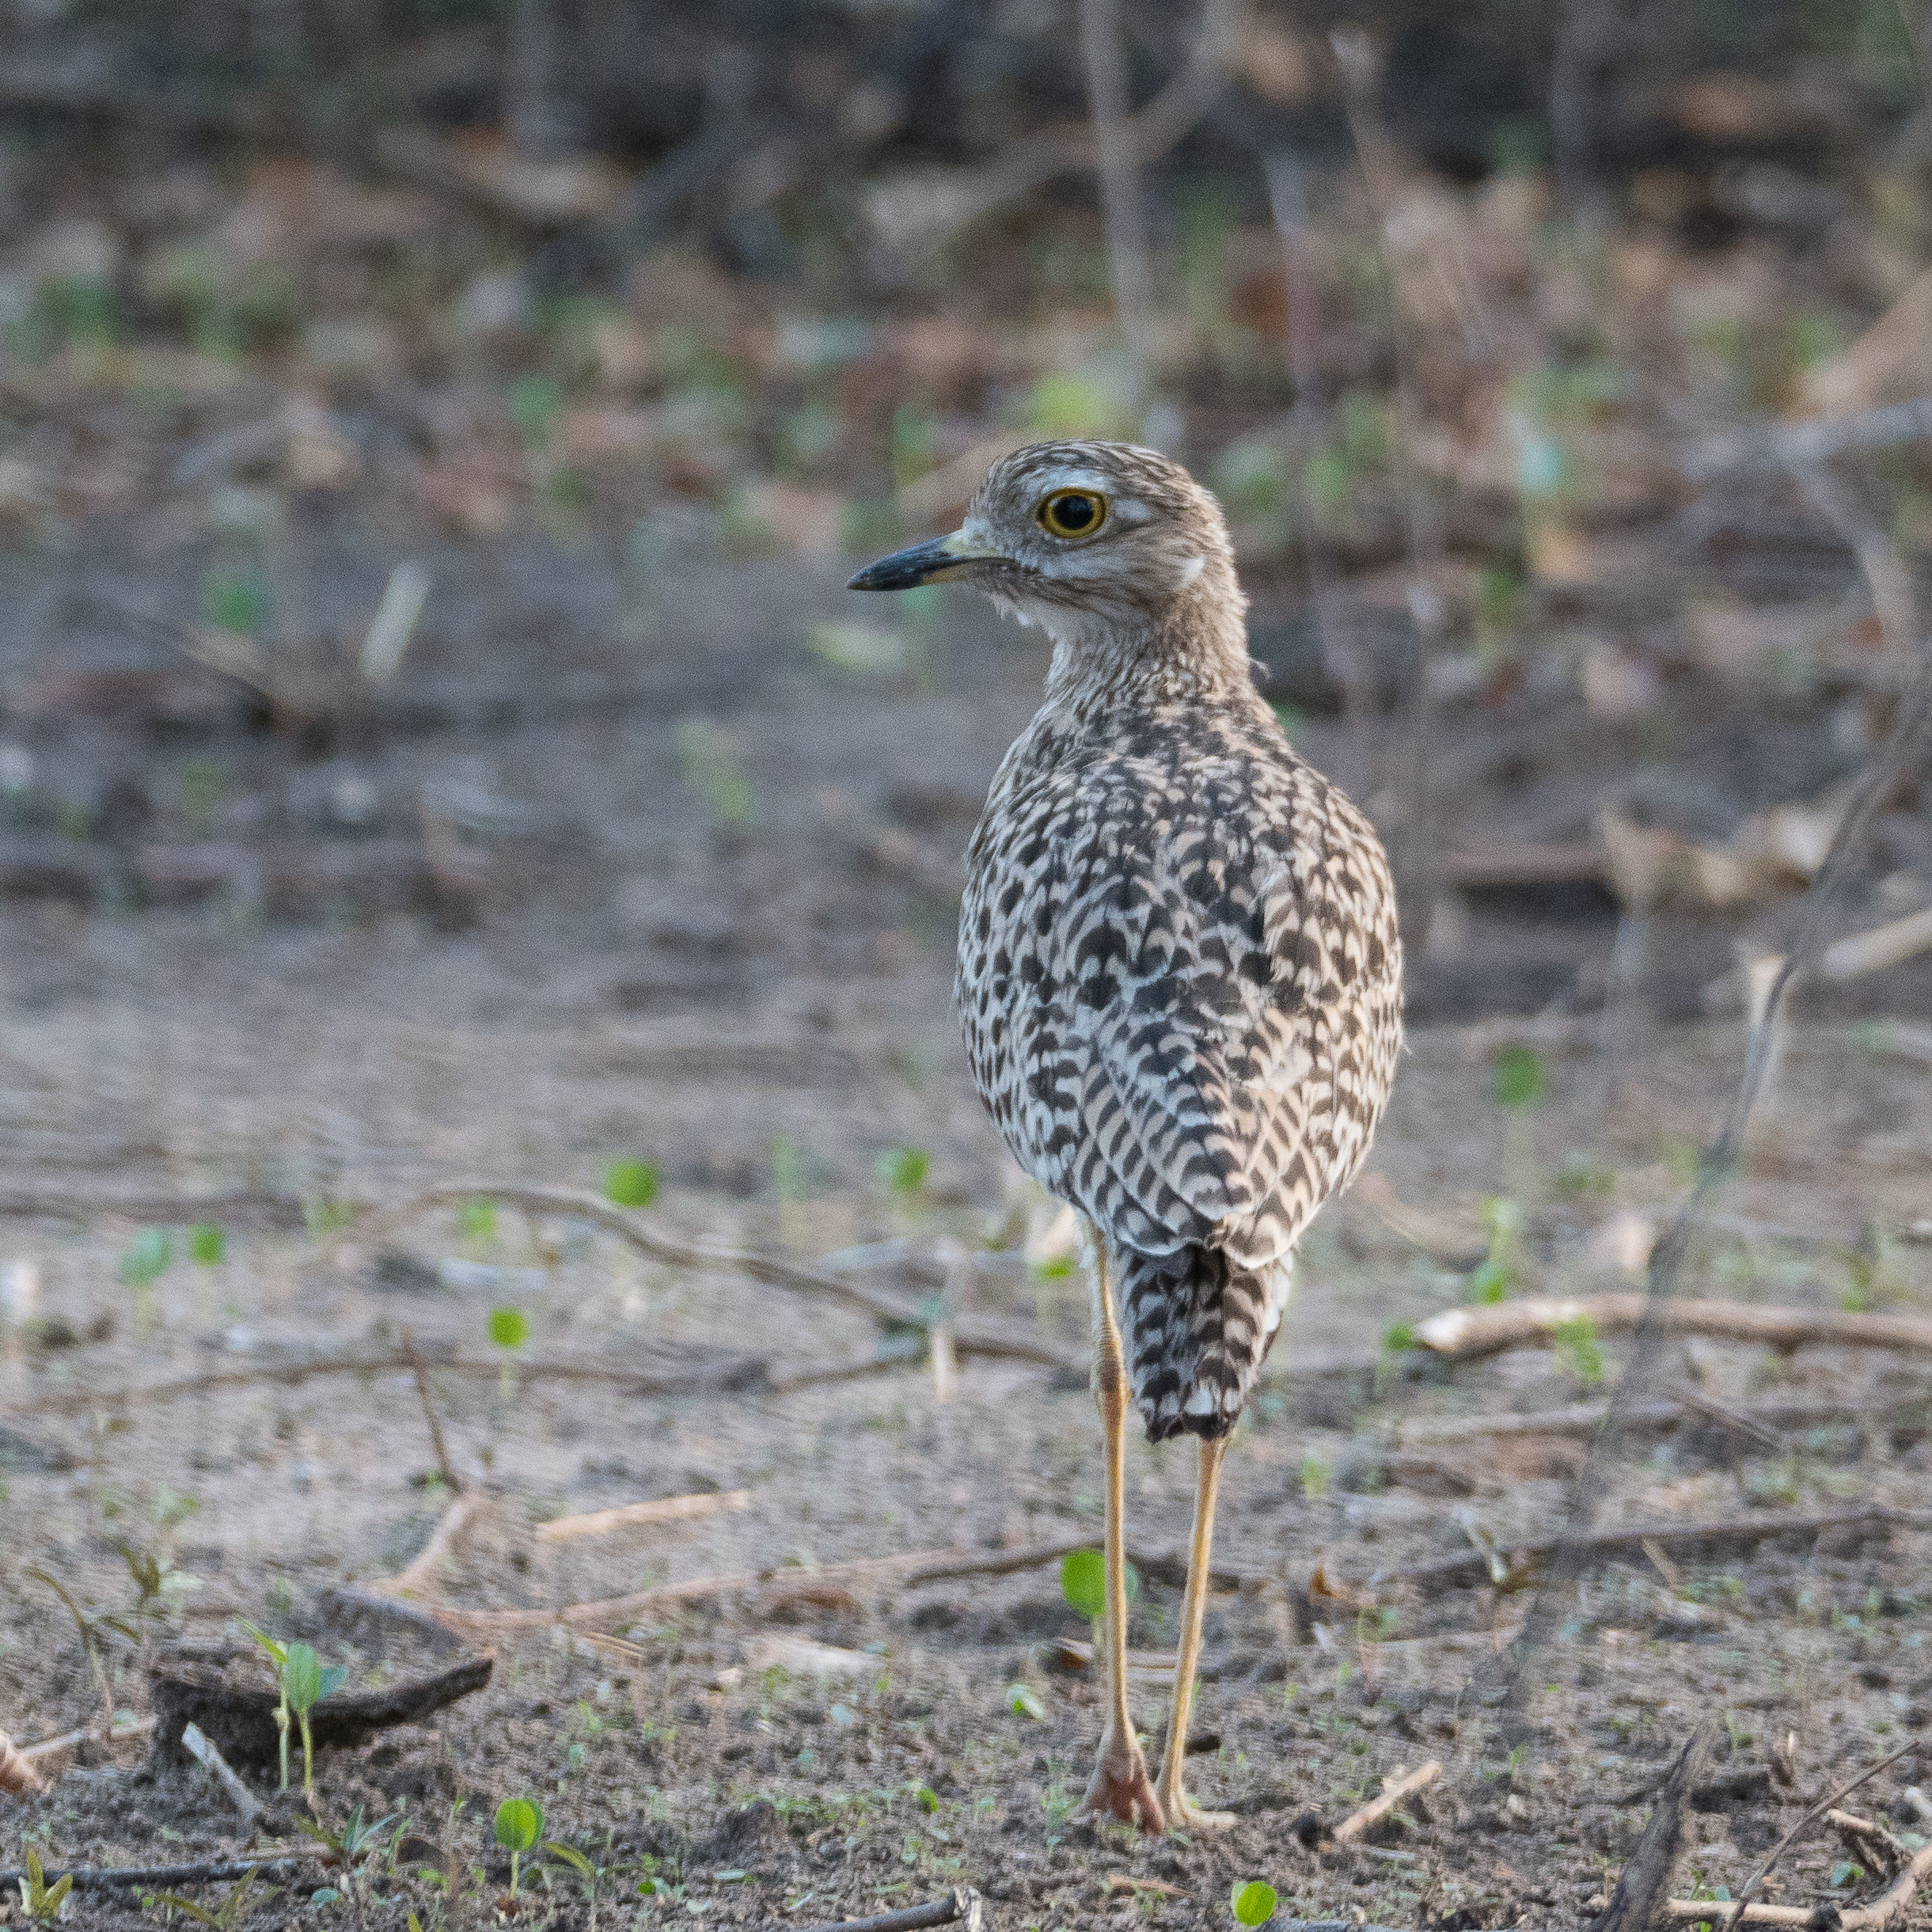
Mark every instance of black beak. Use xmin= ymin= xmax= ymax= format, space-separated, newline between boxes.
xmin=847 ymin=533 xmax=1000 ymax=591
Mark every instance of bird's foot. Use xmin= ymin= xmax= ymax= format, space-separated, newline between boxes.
xmin=1152 ymin=1778 xmax=1235 ymax=1833
xmin=1081 ymin=1750 xmax=1166 ymax=1834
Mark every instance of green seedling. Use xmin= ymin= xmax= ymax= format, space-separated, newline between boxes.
xmin=294 ymin=1805 xmax=393 ymax=1920
xmin=674 ymin=718 xmax=753 ymax=829
xmin=281 ymin=1642 xmax=347 ymax=1797
xmin=1005 ymin=1682 xmax=1046 ymax=1720
xmin=155 ymin=1869 xmax=279 ymax=1927
xmin=121 ymin=1227 xmax=173 ymax=1331
xmin=875 ymin=1146 xmax=930 ymax=1196
xmin=605 ymin=1158 xmax=659 ymax=1209
xmin=1232 ymin=1877 xmax=1279 ymax=1926
xmin=1554 ymin=1312 xmax=1606 ymax=1386
xmin=495 ymin=1797 xmax=544 ymax=1897
xmin=1061 ymin=1546 xmax=1140 ymax=1668
xmin=188 ymin=1223 xmax=225 ymax=1266
xmin=488 ymin=1304 xmax=529 ymax=1400
xmin=16 ymin=1849 xmax=72 ymax=1922
xmin=457 ymin=1197 xmax=497 ymax=1244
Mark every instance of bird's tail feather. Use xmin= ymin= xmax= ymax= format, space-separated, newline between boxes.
xmin=1115 ymin=1245 xmax=1292 ymax=1441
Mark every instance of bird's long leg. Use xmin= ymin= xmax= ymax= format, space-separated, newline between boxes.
xmin=1153 ymin=1432 xmax=1236 ymax=1830
xmin=1080 ymin=1232 xmax=1165 ymax=1833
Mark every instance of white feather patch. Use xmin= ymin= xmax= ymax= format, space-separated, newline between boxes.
xmin=1177 ymin=554 xmax=1205 ymax=587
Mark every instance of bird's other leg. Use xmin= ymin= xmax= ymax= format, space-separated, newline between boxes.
xmin=1153 ymin=1431 xmax=1235 ymax=1830
xmin=1080 ymin=1232 xmax=1164 ymax=1834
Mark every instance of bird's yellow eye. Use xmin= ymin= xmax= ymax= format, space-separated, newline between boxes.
xmin=1038 ymin=488 xmax=1106 ymax=539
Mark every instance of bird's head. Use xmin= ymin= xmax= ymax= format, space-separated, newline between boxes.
xmin=849 ymin=440 xmax=1249 ymax=693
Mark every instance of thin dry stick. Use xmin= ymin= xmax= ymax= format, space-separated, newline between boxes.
xmin=869 ymin=0 xmax=1247 ymax=251
xmin=1265 ymin=151 xmax=1374 ymax=791
xmin=1414 ymin=1296 xmax=1932 ymax=1361
xmin=0 ymin=1856 xmax=317 ymax=1892
xmin=20 ymin=1339 xmax=933 ymax=1419
xmin=1590 ymin=1719 xmax=1721 ymax=1932
xmin=381 ymin=1494 xmax=482 ymax=1598
xmin=1332 ymin=1760 xmax=1441 ymax=1844
xmin=1475 ymin=620 xmax=1932 ymax=1735
xmin=416 ymin=1534 xmax=1232 ymax=1636
xmin=533 ymin=1490 xmax=750 ymax=1545
xmin=1329 ymin=26 xmax=1452 ymax=948
xmin=349 ymin=1182 xmax=1075 ymax=1372
xmin=1721 ymin=1740 xmax=1922 ymax=1927
xmin=1373 ymin=1505 xmax=1906 ymax=1597
xmin=19 ymin=1716 xmax=155 ymax=1763
xmin=400 ymin=1330 xmax=462 ymax=1494
xmin=1076 ymin=0 xmax=1156 ymax=398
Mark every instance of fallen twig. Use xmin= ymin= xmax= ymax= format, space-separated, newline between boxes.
xmin=179 ymin=1722 xmax=263 ymax=1831
xmin=1828 ymin=1808 xmax=1909 ymax=1879
xmin=15 ymin=1340 xmax=911 ymax=1417
xmin=400 ymin=1330 xmax=463 ymax=1494
xmin=381 ymin=1494 xmax=484 ymax=1596
xmin=0 ymin=1855 xmax=317 ymax=1892
xmin=1820 ymin=903 xmax=1932 ymax=981
xmin=17 ymin=1715 xmax=155 ymax=1764
xmin=1414 ymin=1296 xmax=1932 ymax=1361
xmin=1332 ymin=1760 xmax=1440 ymax=1844
xmin=351 ymin=1182 xmax=1075 ymax=1372
xmin=1590 ymin=1718 xmax=1721 ymax=1932
xmin=1722 ymin=1740 xmax=1923 ymax=1927
xmin=533 ymin=1489 xmax=750 ymax=1544
xmin=1682 ymin=393 xmax=1932 ymax=483
xmin=0 ymin=1188 xmax=308 ymax=1228
xmin=417 ymin=1534 xmax=1244 ymax=1634
xmin=1397 ymin=1394 xmax=1907 ymax=1450
xmin=1370 ymin=1506 xmax=1902 ymax=1596
xmin=777 ymin=1890 xmax=986 ymax=1932
xmin=150 ymin=1653 xmax=492 ymax=1773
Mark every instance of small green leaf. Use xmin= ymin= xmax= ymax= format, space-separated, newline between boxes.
xmin=282 ymin=1643 xmax=323 ymax=1714
xmin=1469 ymin=1257 xmax=1513 ymax=1304
xmin=309 ymin=1887 xmax=343 ymax=1905
xmin=457 ymin=1198 xmax=497 ymax=1240
xmin=188 ymin=1224 xmax=226 ymax=1266
xmin=1493 ymin=1046 xmax=1547 ymax=1109
xmin=121 ymin=1227 xmax=173 ymax=1287
xmin=914 ymin=1786 xmax=939 ymax=1813
xmin=605 ymin=1157 xmax=660 ymax=1209
xmin=238 ymin=1619 xmax=286 ymax=1668
xmin=495 ymin=1797 xmax=545 ymax=1854
xmin=1006 ymin=1682 xmax=1046 ymax=1720
xmin=1232 ymin=1878 xmax=1278 ymax=1925
xmin=488 ymin=1306 xmax=529 ymax=1351
xmin=317 ymin=1664 xmax=349 ymax=1701
xmin=1380 ymin=1319 xmax=1418 ymax=1353
xmin=875 ymin=1146 xmax=931 ymax=1194
xmin=544 ymin=1841 xmax=596 ymax=1880
xmin=1061 ymin=1548 xmax=1106 ymax=1621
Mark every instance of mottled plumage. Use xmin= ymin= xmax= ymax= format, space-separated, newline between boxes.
xmin=851 ymin=435 xmax=1404 ymax=1833
xmin=941 ymin=442 xmax=1403 ymax=1439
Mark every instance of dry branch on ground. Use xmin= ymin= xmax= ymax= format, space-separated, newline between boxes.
xmin=1414 ymin=1296 xmax=1932 ymax=1361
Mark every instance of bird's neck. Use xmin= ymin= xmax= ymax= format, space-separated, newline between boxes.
xmin=1040 ymin=580 xmax=1257 ymax=717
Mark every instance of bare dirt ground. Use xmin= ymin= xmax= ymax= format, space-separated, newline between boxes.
xmin=2 ymin=528 xmax=1930 ymax=1931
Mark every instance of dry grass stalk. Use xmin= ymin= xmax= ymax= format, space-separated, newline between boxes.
xmin=533 ymin=1489 xmax=750 ymax=1545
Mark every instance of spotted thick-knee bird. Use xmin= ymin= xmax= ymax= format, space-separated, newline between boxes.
xmin=851 ymin=439 xmax=1402 ymax=1835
